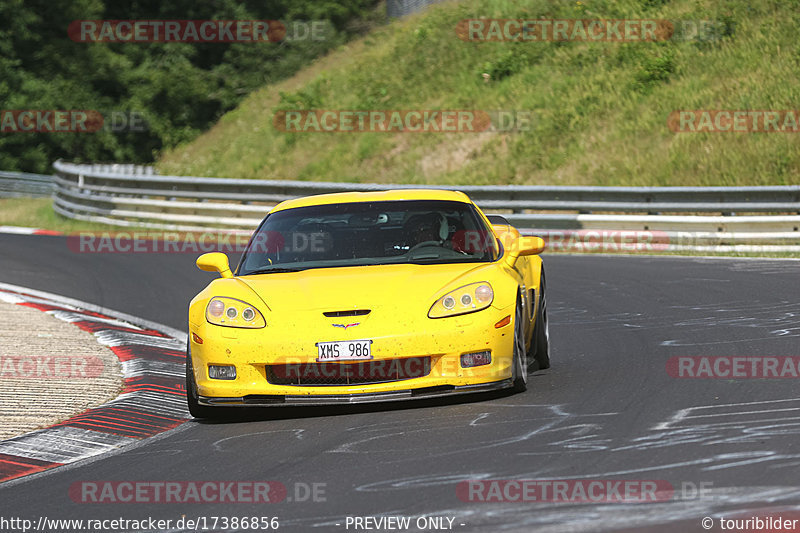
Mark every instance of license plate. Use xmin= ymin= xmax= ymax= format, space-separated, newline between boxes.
xmin=316 ymin=340 xmax=373 ymax=361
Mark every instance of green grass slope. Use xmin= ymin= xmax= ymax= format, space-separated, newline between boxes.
xmin=158 ymin=0 xmax=800 ymax=186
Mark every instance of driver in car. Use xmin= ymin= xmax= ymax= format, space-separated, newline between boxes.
xmin=405 ymin=212 xmax=447 ymax=249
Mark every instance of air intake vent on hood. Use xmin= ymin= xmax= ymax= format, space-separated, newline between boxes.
xmin=323 ymin=309 xmax=371 ymax=317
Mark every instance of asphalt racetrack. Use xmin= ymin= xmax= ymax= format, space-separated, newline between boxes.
xmin=1 ymin=232 xmax=799 ymax=532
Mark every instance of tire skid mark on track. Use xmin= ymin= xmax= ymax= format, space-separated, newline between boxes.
xmin=606 ymin=399 xmax=800 ymax=455
xmin=0 ymin=287 xmax=189 ymax=483
xmin=211 ymin=428 xmax=307 ymax=452
xmin=551 ymin=296 xmax=800 ymax=349
xmin=336 ymin=404 xmax=618 ymax=462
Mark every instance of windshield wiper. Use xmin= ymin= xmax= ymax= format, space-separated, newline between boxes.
xmin=244 ymin=267 xmax=306 ymax=275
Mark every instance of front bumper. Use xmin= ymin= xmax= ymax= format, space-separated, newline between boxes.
xmin=199 ymin=378 xmax=512 ymax=407
xmin=189 ymin=306 xmax=516 ymax=401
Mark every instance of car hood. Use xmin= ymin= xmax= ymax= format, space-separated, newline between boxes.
xmin=237 ymin=263 xmax=493 ymax=314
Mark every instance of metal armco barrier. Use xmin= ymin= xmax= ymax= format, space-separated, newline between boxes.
xmin=0 ymin=170 xmax=54 ymax=198
xmin=387 ymin=0 xmax=446 ymax=18
xmin=48 ymin=160 xmax=800 ymax=252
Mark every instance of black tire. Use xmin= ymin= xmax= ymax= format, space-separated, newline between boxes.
xmin=186 ymin=345 xmax=225 ymax=419
xmin=532 ymin=268 xmax=551 ymax=370
xmin=511 ymin=295 xmax=528 ymax=393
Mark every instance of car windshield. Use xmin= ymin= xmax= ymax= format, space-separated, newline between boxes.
xmin=237 ymin=199 xmax=498 ymax=275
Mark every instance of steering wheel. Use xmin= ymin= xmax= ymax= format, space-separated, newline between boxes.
xmin=409 ymin=240 xmax=442 ymax=252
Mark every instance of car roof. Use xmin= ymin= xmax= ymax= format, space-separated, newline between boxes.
xmin=270 ymin=189 xmax=474 ymax=212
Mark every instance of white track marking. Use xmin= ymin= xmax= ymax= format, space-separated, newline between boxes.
xmin=121 ymin=360 xmax=185 ymax=379
xmin=95 ymin=330 xmax=186 ymax=351
xmin=48 ymin=310 xmax=144 ymax=330
xmin=0 ymin=226 xmax=40 ymax=235
xmin=0 ymin=427 xmax=137 ymax=463
xmin=104 ymin=391 xmax=189 ymax=418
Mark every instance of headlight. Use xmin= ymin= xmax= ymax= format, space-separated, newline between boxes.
xmin=428 ymin=282 xmax=494 ymax=318
xmin=205 ymin=297 xmax=266 ymax=328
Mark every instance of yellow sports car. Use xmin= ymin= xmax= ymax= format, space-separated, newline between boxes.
xmin=186 ymin=189 xmax=549 ymax=418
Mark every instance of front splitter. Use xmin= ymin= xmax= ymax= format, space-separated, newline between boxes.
xmin=199 ymin=378 xmax=512 ymax=407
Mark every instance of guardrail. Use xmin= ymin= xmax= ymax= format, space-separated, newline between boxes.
xmin=0 ymin=170 xmax=54 ymax=198
xmin=52 ymin=160 xmax=800 ymax=251
xmin=387 ymin=0 xmax=446 ymax=18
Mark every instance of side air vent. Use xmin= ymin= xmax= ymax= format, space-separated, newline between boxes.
xmin=323 ymin=309 xmax=371 ymax=317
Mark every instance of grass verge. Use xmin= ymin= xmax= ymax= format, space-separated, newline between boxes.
xmin=0 ymin=198 xmax=142 ymax=233
xmin=158 ymin=0 xmax=800 ymax=187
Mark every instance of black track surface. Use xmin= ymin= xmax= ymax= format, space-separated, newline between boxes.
xmin=1 ymin=233 xmax=799 ymax=532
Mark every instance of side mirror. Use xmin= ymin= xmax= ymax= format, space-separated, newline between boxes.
xmin=519 ymin=236 xmax=546 ymax=256
xmin=196 ymin=252 xmax=233 ymax=279
xmin=505 ymin=236 xmax=546 ymax=266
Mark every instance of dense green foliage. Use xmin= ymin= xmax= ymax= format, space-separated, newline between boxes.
xmin=0 ymin=0 xmax=381 ymax=172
